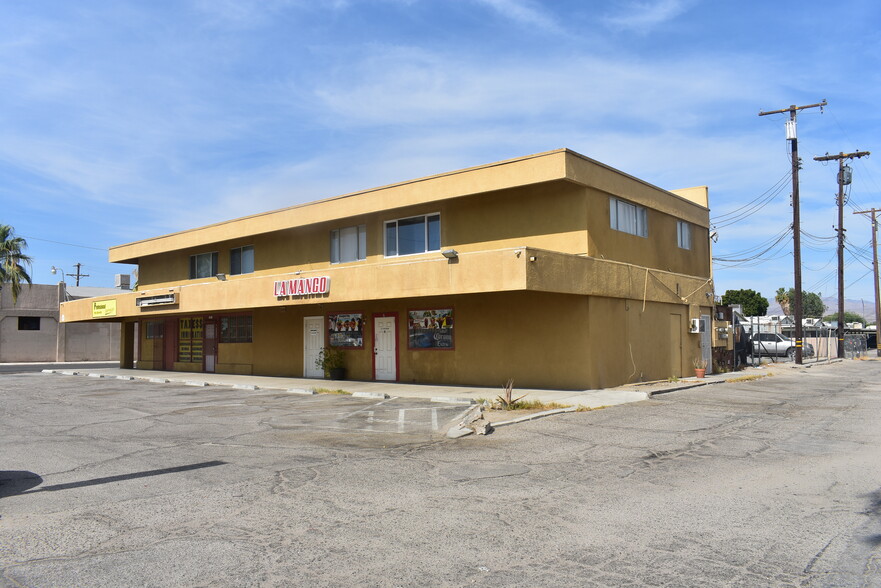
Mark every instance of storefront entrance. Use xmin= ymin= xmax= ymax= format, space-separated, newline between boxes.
xmin=373 ymin=314 xmax=397 ymax=381
xmin=303 ymin=316 xmax=324 ymax=378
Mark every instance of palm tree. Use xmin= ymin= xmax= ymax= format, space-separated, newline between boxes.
xmin=0 ymin=225 xmax=33 ymax=304
xmin=775 ymin=287 xmax=792 ymax=316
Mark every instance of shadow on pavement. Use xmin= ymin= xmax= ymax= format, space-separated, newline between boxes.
xmin=0 ymin=461 xmax=226 ymax=498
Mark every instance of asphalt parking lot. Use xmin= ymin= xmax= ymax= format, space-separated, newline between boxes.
xmin=4 ymin=363 xmax=881 ymax=587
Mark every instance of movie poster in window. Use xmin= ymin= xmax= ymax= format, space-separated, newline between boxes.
xmin=328 ymin=313 xmax=364 ymax=348
xmin=408 ymin=309 xmax=454 ymax=349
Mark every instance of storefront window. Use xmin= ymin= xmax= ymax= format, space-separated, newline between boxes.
xmin=178 ymin=317 xmax=204 ymax=362
xmin=220 ymin=315 xmax=252 ymax=343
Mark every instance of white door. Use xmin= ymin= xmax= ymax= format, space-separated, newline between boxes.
xmin=304 ymin=316 xmax=324 ymax=378
xmin=374 ymin=316 xmax=397 ymax=381
xmin=700 ymin=314 xmax=713 ymax=375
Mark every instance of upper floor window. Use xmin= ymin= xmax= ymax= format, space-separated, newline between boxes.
xmin=331 ymin=225 xmax=367 ymax=264
xmin=610 ymin=198 xmax=647 ymax=237
xmin=385 ymin=213 xmax=441 ymax=257
xmin=189 ymin=252 xmax=218 ymax=279
xmin=230 ymin=245 xmax=254 ymax=275
xmin=677 ymin=221 xmax=691 ymax=250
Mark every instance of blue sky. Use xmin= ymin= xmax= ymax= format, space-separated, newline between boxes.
xmin=3 ymin=0 xmax=881 ymax=308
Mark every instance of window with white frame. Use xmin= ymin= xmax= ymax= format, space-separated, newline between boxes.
xmin=609 ymin=197 xmax=647 ymax=237
xmin=677 ymin=221 xmax=691 ymax=250
xmin=384 ymin=213 xmax=441 ymax=257
xmin=230 ymin=245 xmax=254 ymax=275
xmin=330 ymin=225 xmax=367 ymax=263
xmin=189 ymin=252 xmax=218 ymax=279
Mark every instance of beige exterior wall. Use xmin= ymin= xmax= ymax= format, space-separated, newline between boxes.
xmin=0 ymin=284 xmax=120 ymax=362
xmin=61 ymin=148 xmax=713 ymax=388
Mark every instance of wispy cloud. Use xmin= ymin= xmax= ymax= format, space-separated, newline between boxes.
xmin=472 ymin=0 xmax=562 ymax=33
xmin=602 ymin=0 xmax=692 ymax=34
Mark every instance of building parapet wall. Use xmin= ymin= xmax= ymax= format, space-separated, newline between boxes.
xmin=61 ymin=247 xmax=712 ymax=323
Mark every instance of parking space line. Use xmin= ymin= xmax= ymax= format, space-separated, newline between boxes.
xmin=432 ymin=408 xmax=438 ymax=431
xmin=398 ymin=409 xmax=405 ymax=433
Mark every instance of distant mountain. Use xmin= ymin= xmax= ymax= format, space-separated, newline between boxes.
xmin=765 ymin=297 xmax=877 ymax=320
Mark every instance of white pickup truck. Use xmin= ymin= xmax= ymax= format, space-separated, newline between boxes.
xmin=751 ymin=333 xmax=815 ymax=359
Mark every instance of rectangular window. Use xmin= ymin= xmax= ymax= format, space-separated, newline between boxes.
xmin=230 ymin=245 xmax=254 ymax=275
xmin=144 ymin=320 xmax=164 ymax=339
xmin=384 ymin=213 xmax=441 ymax=257
xmin=220 ymin=315 xmax=253 ymax=343
xmin=330 ymin=225 xmax=367 ymax=263
xmin=189 ymin=252 xmax=218 ymax=279
xmin=178 ymin=317 xmax=204 ymax=362
xmin=677 ymin=221 xmax=691 ymax=250
xmin=18 ymin=316 xmax=40 ymax=331
xmin=610 ymin=198 xmax=647 ymax=237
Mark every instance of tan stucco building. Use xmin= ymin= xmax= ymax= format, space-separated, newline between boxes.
xmin=60 ymin=149 xmax=715 ymax=389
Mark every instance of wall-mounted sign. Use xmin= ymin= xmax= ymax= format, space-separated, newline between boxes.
xmin=328 ymin=312 xmax=363 ymax=348
xmin=92 ymin=300 xmax=117 ymax=317
xmin=408 ymin=308 xmax=454 ymax=349
xmin=136 ymin=293 xmax=177 ymax=307
xmin=274 ymin=276 xmax=330 ymax=297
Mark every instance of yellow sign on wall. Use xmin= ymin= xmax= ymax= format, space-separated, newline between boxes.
xmin=91 ymin=300 xmax=117 ymax=317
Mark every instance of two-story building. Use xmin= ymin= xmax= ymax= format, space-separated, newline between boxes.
xmin=59 ymin=149 xmax=714 ymax=389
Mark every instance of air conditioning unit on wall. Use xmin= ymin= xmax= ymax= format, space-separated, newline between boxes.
xmin=689 ymin=318 xmax=703 ymax=333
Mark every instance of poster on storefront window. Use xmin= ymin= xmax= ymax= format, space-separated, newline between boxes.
xmin=408 ymin=309 xmax=454 ymax=349
xmin=327 ymin=313 xmax=364 ymax=348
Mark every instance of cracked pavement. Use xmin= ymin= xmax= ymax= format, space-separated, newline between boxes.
xmin=2 ymin=362 xmax=881 ymax=587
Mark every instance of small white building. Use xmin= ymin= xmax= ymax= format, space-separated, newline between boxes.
xmin=0 ymin=283 xmax=122 ymax=362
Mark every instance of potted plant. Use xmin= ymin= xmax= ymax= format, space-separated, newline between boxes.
xmin=316 ymin=346 xmax=346 ymax=380
xmin=693 ymin=357 xmax=708 ymax=378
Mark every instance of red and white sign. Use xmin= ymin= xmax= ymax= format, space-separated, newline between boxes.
xmin=274 ymin=276 xmax=330 ymax=297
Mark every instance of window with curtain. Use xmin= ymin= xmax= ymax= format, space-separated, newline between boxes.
xmin=610 ymin=198 xmax=647 ymax=237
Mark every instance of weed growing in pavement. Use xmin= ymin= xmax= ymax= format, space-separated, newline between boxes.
xmin=725 ymin=373 xmax=773 ymax=384
xmin=313 ymin=387 xmax=352 ymax=395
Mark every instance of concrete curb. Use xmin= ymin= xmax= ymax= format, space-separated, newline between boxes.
xmin=285 ymin=388 xmax=316 ymax=395
xmin=430 ymin=396 xmax=475 ymax=405
xmin=491 ymin=407 xmax=577 ymax=427
xmin=352 ymin=391 xmax=389 ymax=399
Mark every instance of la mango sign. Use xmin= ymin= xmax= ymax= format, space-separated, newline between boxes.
xmin=92 ymin=300 xmax=117 ymax=317
xmin=273 ymin=276 xmax=330 ymax=297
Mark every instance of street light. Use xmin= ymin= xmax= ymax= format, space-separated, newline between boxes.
xmin=50 ymin=266 xmax=67 ymax=283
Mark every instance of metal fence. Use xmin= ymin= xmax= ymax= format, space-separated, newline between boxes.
xmin=744 ymin=320 xmax=870 ymax=365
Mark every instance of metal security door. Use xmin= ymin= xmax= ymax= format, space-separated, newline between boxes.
xmin=374 ymin=315 xmax=397 ymax=381
xmin=304 ymin=316 xmax=324 ymax=378
xmin=204 ymin=321 xmax=217 ymax=373
xmin=700 ymin=314 xmax=713 ymax=375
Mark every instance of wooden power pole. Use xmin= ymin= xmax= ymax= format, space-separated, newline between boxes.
xmin=759 ymin=100 xmax=827 ymax=364
xmin=853 ymin=207 xmax=881 ymax=356
xmin=814 ymin=151 xmax=870 ymax=358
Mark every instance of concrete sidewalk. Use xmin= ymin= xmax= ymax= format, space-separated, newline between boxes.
xmin=35 ymin=364 xmax=766 ymax=409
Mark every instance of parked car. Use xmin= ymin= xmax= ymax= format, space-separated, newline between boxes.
xmin=751 ymin=333 xmax=815 ymax=359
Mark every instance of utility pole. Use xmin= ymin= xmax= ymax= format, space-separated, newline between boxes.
xmin=759 ymin=100 xmax=827 ymax=364
xmin=70 ymin=262 xmax=90 ymax=287
xmin=814 ymin=151 xmax=871 ymax=358
xmin=853 ymin=207 xmax=881 ymax=357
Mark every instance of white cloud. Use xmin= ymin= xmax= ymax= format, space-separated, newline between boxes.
xmin=602 ymin=0 xmax=693 ymax=34
xmin=471 ymin=0 xmax=562 ymax=33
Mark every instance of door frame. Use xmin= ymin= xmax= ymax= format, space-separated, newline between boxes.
xmin=203 ymin=316 xmax=217 ymax=373
xmin=372 ymin=312 xmax=399 ymax=381
xmin=303 ymin=315 xmax=325 ymax=379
